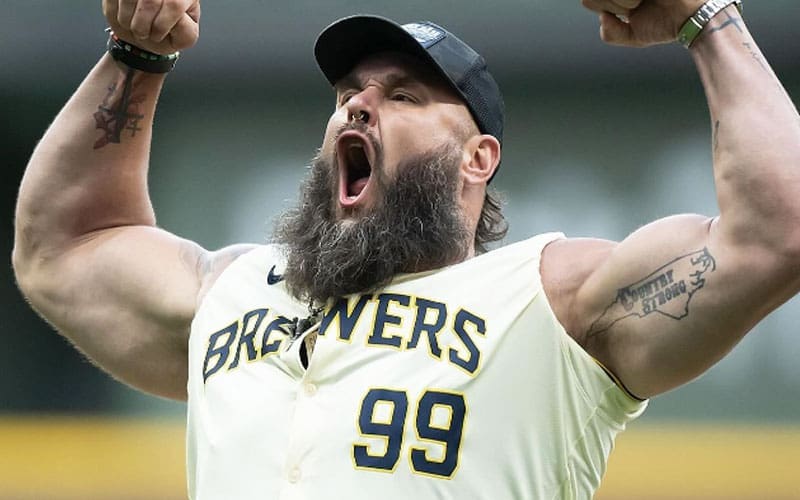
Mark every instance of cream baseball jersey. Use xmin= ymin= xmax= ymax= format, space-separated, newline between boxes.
xmin=186 ymin=233 xmax=647 ymax=499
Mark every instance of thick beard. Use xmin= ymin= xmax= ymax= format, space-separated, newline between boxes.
xmin=273 ymin=142 xmax=470 ymax=305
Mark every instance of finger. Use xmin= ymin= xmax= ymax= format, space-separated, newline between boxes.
xmin=166 ymin=12 xmax=200 ymax=51
xmin=582 ymin=0 xmax=631 ymax=17
xmin=150 ymin=0 xmax=188 ymax=42
xmin=102 ymin=0 xmax=116 ymax=24
xmin=104 ymin=1 xmax=139 ymax=44
xmin=187 ymin=0 xmax=201 ymax=24
xmin=598 ymin=12 xmax=636 ymax=46
xmin=129 ymin=0 xmax=163 ymax=41
xmin=117 ymin=0 xmax=137 ymax=31
xmin=614 ymin=0 xmax=642 ymax=9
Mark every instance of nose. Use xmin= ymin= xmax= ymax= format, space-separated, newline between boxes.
xmin=343 ymin=85 xmax=379 ymax=127
xmin=349 ymin=109 xmax=370 ymax=125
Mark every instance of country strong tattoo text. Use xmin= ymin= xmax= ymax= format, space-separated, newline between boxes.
xmin=587 ymin=248 xmax=717 ymax=337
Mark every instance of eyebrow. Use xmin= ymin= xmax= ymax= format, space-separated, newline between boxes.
xmin=335 ymin=71 xmax=430 ymax=93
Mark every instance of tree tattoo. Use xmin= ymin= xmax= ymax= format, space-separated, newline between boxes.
xmin=587 ymin=248 xmax=716 ymax=337
xmin=93 ymin=67 xmax=146 ymax=149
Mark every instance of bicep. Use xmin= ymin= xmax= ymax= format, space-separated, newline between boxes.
xmin=25 ymin=225 xmax=206 ymax=400
xmin=566 ymin=214 xmax=793 ymax=398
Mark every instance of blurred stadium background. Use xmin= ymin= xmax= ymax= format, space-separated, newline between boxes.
xmin=2 ymin=1 xmax=798 ymax=498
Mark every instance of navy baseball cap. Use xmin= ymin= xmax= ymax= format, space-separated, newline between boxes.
xmin=314 ymin=15 xmax=505 ymax=177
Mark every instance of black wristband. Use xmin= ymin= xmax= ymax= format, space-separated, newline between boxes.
xmin=106 ymin=29 xmax=180 ymax=74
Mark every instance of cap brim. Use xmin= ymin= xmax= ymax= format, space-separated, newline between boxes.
xmin=314 ymin=15 xmax=445 ymax=88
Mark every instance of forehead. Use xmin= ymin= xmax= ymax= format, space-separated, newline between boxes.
xmin=335 ymin=51 xmax=459 ymax=98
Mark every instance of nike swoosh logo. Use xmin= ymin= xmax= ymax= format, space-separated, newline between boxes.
xmin=267 ymin=265 xmax=284 ymax=285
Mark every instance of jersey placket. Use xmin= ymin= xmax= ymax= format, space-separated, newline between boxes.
xmin=278 ymin=321 xmax=324 ymax=499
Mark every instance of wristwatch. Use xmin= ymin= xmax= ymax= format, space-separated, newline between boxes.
xmin=677 ymin=0 xmax=744 ymax=48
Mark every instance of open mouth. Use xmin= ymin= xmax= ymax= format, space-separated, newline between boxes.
xmin=336 ymin=131 xmax=375 ymax=207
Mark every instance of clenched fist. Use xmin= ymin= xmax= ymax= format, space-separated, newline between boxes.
xmin=102 ymin=0 xmax=201 ymax=54
xmin=581 ymin=0 xmax=707 ymax=47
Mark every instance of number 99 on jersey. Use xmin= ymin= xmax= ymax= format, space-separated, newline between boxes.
xmin=352 ymin=388 xmax=467 ymax=479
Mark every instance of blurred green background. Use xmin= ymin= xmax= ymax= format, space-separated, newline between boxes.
xmin=2 ymin=0 xmax=799 ymax=466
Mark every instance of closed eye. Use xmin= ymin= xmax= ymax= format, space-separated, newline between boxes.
xmin=338 ymin=91 xmax=357 ymax=106
xmin=390 ymin=91 xmax=416 ymax=103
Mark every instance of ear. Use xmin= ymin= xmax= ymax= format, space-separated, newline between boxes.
xmin=461 ymin=134 xmax=501 ymax=185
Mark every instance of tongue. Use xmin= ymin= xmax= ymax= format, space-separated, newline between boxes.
xmin=349 ymin=177 xmax=369 ymax=197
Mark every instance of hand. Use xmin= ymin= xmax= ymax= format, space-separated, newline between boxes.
xmin=102 ymin=0 xmax=201 ymax=54
xmin=581 ymin=0 xmax=706 ymax=47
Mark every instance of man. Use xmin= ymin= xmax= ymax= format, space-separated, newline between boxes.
xmin=12 ymin=0 xmax=800 ymax=498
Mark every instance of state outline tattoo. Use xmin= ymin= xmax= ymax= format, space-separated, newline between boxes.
xmin=587 ymin=248 xmax=717 ymax=337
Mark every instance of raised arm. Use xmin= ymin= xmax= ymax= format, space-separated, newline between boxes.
xmin=11 ymin=0 xmax=249 ymax=400
xmin=544 ymin=1 xmax=800 ymax=398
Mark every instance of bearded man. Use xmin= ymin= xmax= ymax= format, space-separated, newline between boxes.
xmin=12 ymin=0 xmax=800 ymax=498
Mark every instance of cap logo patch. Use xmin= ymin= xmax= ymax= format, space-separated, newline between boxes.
xmin=402 ymin=22 xmax=446 ymax=48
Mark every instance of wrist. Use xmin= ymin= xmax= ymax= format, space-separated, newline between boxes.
xmin=677 ymin=0 xmax=743 ymax=49
xmin=106 ymin=29 xmax=180 ymax=74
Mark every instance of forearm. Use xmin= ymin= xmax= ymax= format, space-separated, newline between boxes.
xmin=15 ymin=54 xmax=166 ymax=264
xmin=691 ymin=7 xmax=800 ymax=252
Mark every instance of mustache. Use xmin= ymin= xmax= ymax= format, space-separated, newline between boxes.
xmin=333 ymin=119 xmax=372 ymax=141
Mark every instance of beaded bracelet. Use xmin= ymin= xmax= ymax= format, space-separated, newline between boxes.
xmin=106 ymin=28 xmax=180 ymax=73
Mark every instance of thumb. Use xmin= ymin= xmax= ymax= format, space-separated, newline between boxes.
xmin=598 ymin=12 xmax=635 ymax=46
xmin=167 ymin=12 xmax=200 ymax=51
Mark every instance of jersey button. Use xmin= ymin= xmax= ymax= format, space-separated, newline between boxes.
xmin=304 ymin=383 xmax=317 ymax=396
xmin=288 ymin=467 xmax=301 ymax=483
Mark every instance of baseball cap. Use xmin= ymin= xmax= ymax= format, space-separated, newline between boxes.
xmin=314 ymin=15 xmax=505 ymax=176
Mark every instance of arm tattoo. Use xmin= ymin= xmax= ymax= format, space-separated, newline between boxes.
xmin=705 ymin=11 xmax=743 ymax=36
xmin=742 ymin=42 xmax=769 ymax=72
xmin=587 ymin=248 xmax=717 ymax=337
xmin=713 ymin=119 xmax=721 ymax=153
xmin=705 ymin=10 xmax=769 ymax=73
xmin=93 ymin=67 xmax=146 ymax=149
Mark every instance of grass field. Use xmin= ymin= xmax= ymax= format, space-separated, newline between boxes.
xmin=0 ymin=417 xmax=797 ymax=499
